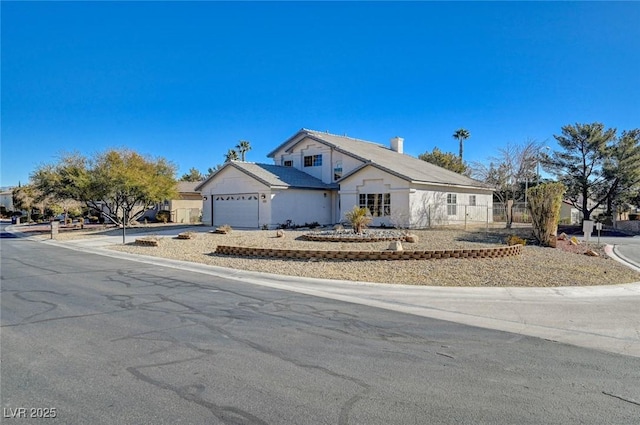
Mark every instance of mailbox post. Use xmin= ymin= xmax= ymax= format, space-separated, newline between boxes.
xmin=50 ymin=220 xmax=59 ymax=239
xmin=595 ymin=222 xmax=603 ymax=245
xmin=582 ymin=220 xmax=594 ymax=244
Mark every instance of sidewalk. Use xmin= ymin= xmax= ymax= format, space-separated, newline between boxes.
xmin=9 ymin=225 xmax=640 ymax=358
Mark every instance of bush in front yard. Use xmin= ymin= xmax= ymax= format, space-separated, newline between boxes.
xmin=156 ymin=210 xmax=171 ymax=223
xmin=527 ymin=182 xmax=565 ymax=247
xmin=344 ymin=206 xmax=372 ymax=234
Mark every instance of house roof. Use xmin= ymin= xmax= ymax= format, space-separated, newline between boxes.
xmin=269 ymin=128 xmax=490 ymax=190
xmin=176 ymin=181 xmax=202 ymax=193
xmin=194 ymin=162 xmax=337 ymax=191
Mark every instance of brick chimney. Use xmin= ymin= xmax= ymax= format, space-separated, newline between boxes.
xmin=390 ymin=136 xmax=404 ymax=154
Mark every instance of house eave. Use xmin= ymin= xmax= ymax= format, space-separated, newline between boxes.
xmin=410 ymin=180 xmax=495 ymax=192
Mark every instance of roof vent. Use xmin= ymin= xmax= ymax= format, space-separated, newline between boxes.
xmin=390 ymin=136 xmax=404 ymax=154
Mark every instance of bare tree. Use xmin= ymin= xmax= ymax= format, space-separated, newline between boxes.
xmin=472 ymin=139 xmax=543 ymax=228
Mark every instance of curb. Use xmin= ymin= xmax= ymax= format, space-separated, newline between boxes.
xmin=605 ymin=244 xmax=640 ymax=273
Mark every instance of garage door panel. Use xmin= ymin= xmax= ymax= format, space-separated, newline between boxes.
xmin=213 ymin=194 xmax=259 ymax=228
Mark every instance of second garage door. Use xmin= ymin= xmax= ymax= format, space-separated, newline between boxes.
xmin=213 ymin=194 xmax=259 ymax=228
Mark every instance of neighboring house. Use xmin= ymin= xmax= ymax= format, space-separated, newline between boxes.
xmin=559 ymin=201 xmax=581 ymax=225
xmin=140 ymin=181 xmax=203 ymax=223
xmin=0 ymin=189 xmax=15 ymax=214
xmin=196 ymin=128 xmax=493 ymax=229
xmin=169 ymin=181 xmax=204 ymax=224
xmin=560 ymin=198 xmax=607 ymax=224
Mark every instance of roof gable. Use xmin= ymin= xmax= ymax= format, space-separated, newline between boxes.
xmin=270 ymin=129 xmax=489 ymax=190
xmin=196 ymin=161 xmax=337 ymax=191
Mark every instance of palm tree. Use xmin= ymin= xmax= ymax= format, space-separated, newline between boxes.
xmin=224 ymin=149 xmax=239 ymax=162
xmin=235 ymin=140 xmax=252 ymax=162
xmin=452 ymin=128 xmax=470 ymax=161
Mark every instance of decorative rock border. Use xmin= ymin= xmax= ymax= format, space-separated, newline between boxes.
xmin=214 ymin=244 xmax=523 ymax=261
xmin=135 ymin=237 xmax=160 ymax=246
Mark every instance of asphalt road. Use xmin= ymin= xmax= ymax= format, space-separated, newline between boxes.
xmin=598 ymin=236 xmax=640 ymax=271
xmin=2 ymin=235 xmax=640 ymax=424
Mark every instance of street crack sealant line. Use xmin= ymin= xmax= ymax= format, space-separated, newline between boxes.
xmin=28 ymin=234 xmax=640 ymax=358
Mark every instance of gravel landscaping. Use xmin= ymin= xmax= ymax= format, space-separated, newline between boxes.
xmin=97 ymin=227 xmax=640 ymax=287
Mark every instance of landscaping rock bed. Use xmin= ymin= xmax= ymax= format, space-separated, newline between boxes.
xmin=301 ymin=229 xmax=406 ymax=242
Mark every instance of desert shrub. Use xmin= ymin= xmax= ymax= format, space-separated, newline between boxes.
xmin=527 ymin=182 xmax=565 ymax=247
xmin=278 ymin=219 xmax=294 ymax=229
xmin=88 ymin=216 xmax=99 ymax=223
xmin=216 ymin=224 xmax=232 ymax=234
xmin=156 ymin=210 xmax=171 ymax=223
xmin=506 ymin=235 xmax=527 ymax=246
xmin=344 ymin=206 xmax=372 ymax=234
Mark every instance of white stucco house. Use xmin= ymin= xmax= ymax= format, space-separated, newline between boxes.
xmin=195 ymin=129 xmax=493 ymax=229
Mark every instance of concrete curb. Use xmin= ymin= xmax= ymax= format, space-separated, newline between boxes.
xmin=605 ymin=244 xmax=640 ymax=273
xmin=5 ymin=225 xmax=640 ymax=357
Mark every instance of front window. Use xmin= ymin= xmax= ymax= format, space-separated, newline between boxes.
xmin=447 ymin=194 xmax=457 ymax=216
xmin=469 ymin=195 xmax=476 ymax=206
xmin=283 ymin=160 xmax=293 ymax=167
xmin=304 ymin=154 xmax=322 ymax=167
xmin=359 ymin=193 xmax=391 ymax=217
xmin=334 ymin=161 xmax=342 ymax=181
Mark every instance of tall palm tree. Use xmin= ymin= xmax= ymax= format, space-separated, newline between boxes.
xmin=452 ymin=128 xmax=470 ymax=161
xmin=224 ymin=149 xmax=239 ymax=162
xmin=235 ymin=140 xmax=252 ymax=162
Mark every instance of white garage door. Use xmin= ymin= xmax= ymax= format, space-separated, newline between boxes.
xmin=213 ymin=194 xmax=259 ymax=228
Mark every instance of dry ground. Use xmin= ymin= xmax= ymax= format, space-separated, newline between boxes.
xmin=95 ymin=227 xmax=640 ymax=287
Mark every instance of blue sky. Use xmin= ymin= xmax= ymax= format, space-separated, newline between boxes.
xmin=2 ymin=1 xmax=639 ymax=187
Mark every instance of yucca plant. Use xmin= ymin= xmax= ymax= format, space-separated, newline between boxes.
xmin=344 ymin=206 xmax=372 ymax=234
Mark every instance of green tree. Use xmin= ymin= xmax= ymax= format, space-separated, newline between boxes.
xmin=31 ymin=156 xmax=88 ymax=221
xmin=600 ymin=129 xmax=640 ymax=217
xmin=180 ymin=167 xmax=204 ymax=182
xmin=543 ymin=123 xmax=617 ymax=221
xmin=418 ymin=147 xmax=470 ymax=175
xmin=31 ymin=149 xmax=177 ymax=225
xmin=235 ymin=140 xmax=252 ymax=161
xmin=12 ymin=185 xmax=39 ymax=222
xmin=224 ymin=149 xmax=239 ymax=162
xmin=452 ymin=128 xmax=470 ymax=160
